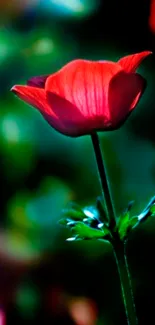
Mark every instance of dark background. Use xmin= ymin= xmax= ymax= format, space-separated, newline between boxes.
xmin=0 ymin=0 xmax=155 ymax=324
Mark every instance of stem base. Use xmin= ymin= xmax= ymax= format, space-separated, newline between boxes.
xmin=113 ymin=240 xmax=138 ymax=325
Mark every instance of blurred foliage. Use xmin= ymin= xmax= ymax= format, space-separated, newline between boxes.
xmin=15 ymin=281 xmax=41 ymax=318
xmin=4 ymin=177 xmax=72 ymax=262
xmin=0 ymin=1 xmax=155 ymax=325
xmin=39 ymin=0 xmax=100 ymax=19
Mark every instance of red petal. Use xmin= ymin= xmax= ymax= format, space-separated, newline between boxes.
xmin=45 ymin=59 xmax=122 ymax=121
xmin=108 ymin=71 xmax=146 ymax=126
xmin=118 ymin=51 xmax=152 ymax=73
xmin=27 ymin=75 xmax=49 ymax=88
xmin=47 ymin=92 xmax=91 ymax=136
xmin=47 ymin=92 xmax=112 ymax=136
xmin=11 ymin=85 xmax=83 ymax=136
xmin=11 ymin=85 xmax=54 ymax=115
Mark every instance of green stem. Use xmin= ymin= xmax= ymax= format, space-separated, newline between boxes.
xmin=91 ymin=132 xmax=115 ymax=224
xmin=91 ymin=132 xmax=137 ymax=324
xmin=113 ymin=240 xmax=138 ymax=325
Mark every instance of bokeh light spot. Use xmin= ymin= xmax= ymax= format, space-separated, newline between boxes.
xmin=69 ymin=297 xmax=97 ymax=325
xmin=33 ymin=38 xmax=55 ymax=55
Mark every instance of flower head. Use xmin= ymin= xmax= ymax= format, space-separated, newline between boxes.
xmin=11 ymin=51 xmax=152 ymax=137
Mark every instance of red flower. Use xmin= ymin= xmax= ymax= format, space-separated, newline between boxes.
xmin=11 ymin=51 xmax=152 ymax=137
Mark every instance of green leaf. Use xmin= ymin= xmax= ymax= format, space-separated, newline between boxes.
xmin=61 ymin=202 xmax=85 ymax=222
xmin=82 ymin=206 xmax=100 ymax=227
xmin=83 ymin=206 xmax=99 ymax=220
xmin=66 ymin=236 xmax=82 ymax=242
xmin=125 ymin=201 xmax=135 ymax=212
xmin=143 ymin=196 xmax=155 ymax=212
xmin=150 ymin=203 xmax=155 ymax=215
xmin=137 ymin=197 xmax=155 ymax=222
xmin=117 ymin=212 xmax=139 ymax=240
xmin=117 ymin=197 xmax=155 ymax=241
xmin=118 ymin=211 xmax=130 ymax=241
xmin=58 ymin=218 xmax=69 ymax=226
xmin=70 ymin=222 xmax=110 ymax=240
xmin=128 ymin=216 xmax=139 ymax=229
xmin=83 ymin=217 xmax=99 ymax=228
xmin=117 ymin=201 xmax=136 ymax=240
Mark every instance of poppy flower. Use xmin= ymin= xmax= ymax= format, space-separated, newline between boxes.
xmin=11 ymin=51 xmax=152 ymax=137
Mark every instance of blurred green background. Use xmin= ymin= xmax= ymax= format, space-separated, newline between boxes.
xmin=0 ymin=0 xmax=155 ymax=324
